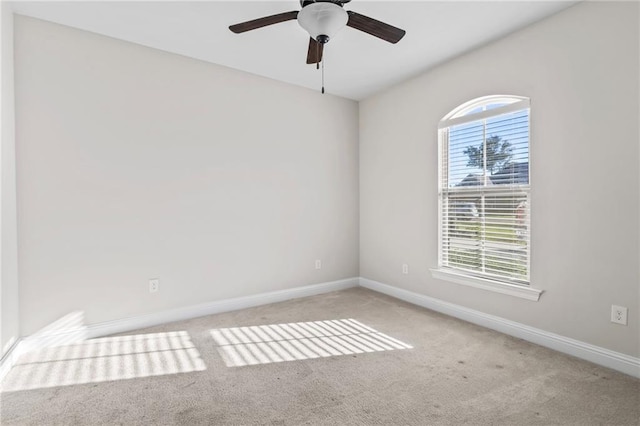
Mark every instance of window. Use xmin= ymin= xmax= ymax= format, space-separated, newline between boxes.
xmin=437 ymin=95 xmax=531 ymax=288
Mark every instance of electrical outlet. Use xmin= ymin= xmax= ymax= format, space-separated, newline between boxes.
xmin=149 ymin=279 xmax=159 ymax=293
xmin=315 ymin=260 xmax=322 ymax=270
xmin=611 ymin=305 xmax=627 ymax=325
xmin=402 ymin=264 xmax=409 ymax=274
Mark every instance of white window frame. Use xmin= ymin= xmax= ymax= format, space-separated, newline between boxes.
xmin=431 ymin=95 xmax=542 ymax=301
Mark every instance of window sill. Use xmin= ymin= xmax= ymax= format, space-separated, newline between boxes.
xmin=430 ymin=268 xmax=542 ymax=301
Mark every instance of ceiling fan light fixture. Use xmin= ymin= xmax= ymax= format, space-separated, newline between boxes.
xmin=297 ymin=2 xmax=348 ymax=44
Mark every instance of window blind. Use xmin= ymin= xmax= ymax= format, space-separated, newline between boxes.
xmin=439 ymin=102 xmax=530 ymax=285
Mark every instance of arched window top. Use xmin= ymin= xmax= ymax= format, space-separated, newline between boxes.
xmin=439 ymin=95 xmax=529 ymax=128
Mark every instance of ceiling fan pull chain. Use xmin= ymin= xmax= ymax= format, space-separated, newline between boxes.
xmin=316 ymin=41 xmax=320 ymax=70
xmin=321 ymin=55 xmax=325 ymax=94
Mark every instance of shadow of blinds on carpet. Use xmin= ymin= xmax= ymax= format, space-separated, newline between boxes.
xmin=1 ymin=331 xmax=206 ymax=392
xmin=210 ymin=319 xmax=413 ymax=367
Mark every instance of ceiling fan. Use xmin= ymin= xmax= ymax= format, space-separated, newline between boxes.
xmin=229 ymin=0 xmax=406 ymax=67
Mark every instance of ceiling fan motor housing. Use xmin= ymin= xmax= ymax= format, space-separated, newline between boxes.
xmin=297 ymin=2 xmax=348 ymax=44
xmin=300 ymin=0 xmax=351 ymax=7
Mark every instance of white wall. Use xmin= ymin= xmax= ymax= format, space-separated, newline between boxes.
xmin=15 ymin=16 xmax=359 ymax=335
xmin=1 ymin=2 xmax=20 ymax=356
xmin=12 ymin=2 xmax=640 ymax=360
xmin=359 ymin=1 xmax=639 ymax=357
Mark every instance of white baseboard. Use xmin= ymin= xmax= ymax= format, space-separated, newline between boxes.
xmin=359 ymin=277 xmax=640 ymax=378
xmin=79 ymin=277 xmax=358 ymax=340
xmin=1 ymin=277 xmax=359 ymax=378
xmin=0 ymin=338 xmax=22 ymax=383
xmin=4 ymin=275 xmax=638 ymax=381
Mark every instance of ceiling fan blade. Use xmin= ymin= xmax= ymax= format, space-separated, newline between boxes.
xmin=306 ymin=38 xmax=324 ymax=64
xmin=229 ymin=11 xmax=299 ymax=34
xmin=346 ymin=11 xmax=406 ymax=44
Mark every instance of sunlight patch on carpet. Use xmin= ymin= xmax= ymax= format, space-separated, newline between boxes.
xmin=1 ymin=331 xmax=206 ymax=392
xmin=210 ymin=319 xmax=412 ymax=367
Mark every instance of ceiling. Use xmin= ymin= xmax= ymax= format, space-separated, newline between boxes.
xmin=11 ymin=1 xmax=578 ymax=100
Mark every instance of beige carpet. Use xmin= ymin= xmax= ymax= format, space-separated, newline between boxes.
xmin=1 ymin=287 xmax=639 ymax=425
